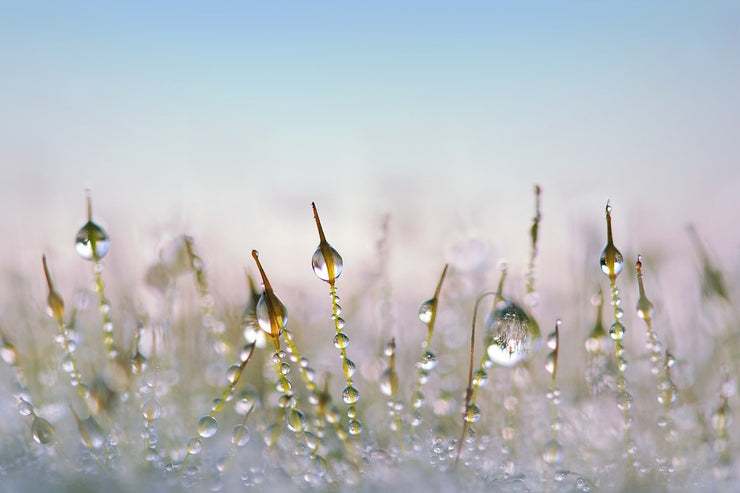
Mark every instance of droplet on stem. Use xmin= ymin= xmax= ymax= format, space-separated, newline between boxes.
xmin=75 ymin=192 xmax=110 ymax=261
xmin=252 ymin=250 xmax=288 ymax=351
xmin=311 ymin=203 xmax=343 ymax=283
xmin=600 ymin=201 xmax=624 ymax=282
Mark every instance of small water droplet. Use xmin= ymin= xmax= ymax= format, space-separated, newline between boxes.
xmin=287 ymin=409 xmax=306 ymax=432
xmin=342 ymin=386 xmax=360 ymax=404
xmin=18 ymin=400 xmax=33 ymax=416
xmin=412 ymin=391 xmax=425 ymax=408
xmin=347 ymin=419 xmax=362 ymax=435
xmin=464 ymin=404 xmax=481 ymax=423
xmin=379 ymin=369 xmax=398 ymax=397
xmin=473 ymin=369 xmax=488 ymax=387
xmin=545 ymin=353 xmax=556 ymax=376
xmin=419 ymin=351 xmax=438 ymax=371
xmin=617 ymin=390 xmax=633 ymax=410
xmin=333 ymin=332 xmax=349 ymax=349
xmin=609 ymin=322 xmax=625 ymax=340
xmin=187 ymin=438 xmax=202 ymax=455
xmin=142 ymin=398 xmax=161 ymax=421
xmin=342 ymin=358 xmax=356 ymax=377
xmin=198 ymin=416 xmax=218 ymax=438
xmin=418 ymin=299 xmax=434 ymax=324
xmin=542 ymin=438 xmax=563 ymax=465
xmin=232 ymin=424 xmax=250 ymax=446
xmin=31 ymin=416 xmax=55 ymax=445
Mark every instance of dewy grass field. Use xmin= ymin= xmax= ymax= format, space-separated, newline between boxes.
xmin=0 ymin=187 xmax=737 ymax=491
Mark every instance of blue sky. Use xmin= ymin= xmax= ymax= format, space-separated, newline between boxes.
xmin=1 ymin=1 xmax=739 ymax=301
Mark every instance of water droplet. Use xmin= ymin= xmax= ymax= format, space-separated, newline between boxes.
xmin=198 ymin=416 xmax=218 ymax=438
xmin=379 ymin=369 xmax=398 ymax=397
xmin=256 ymin=293 xmax=288 ymax=341
xmin=485 ymin=301 xmax=541 ymax=367
xmin=333 ymin=332 xmax=349 ymax=349
xmin=418 ymin=299 xmax=434 ymax=324
xmin=142 ymin=398 xmax=161 ymax=421
xmin=609 ymin=322 xmax=625 ymax=340
xmin=542 ymin=438 xmax=563 ymax=465
xmin=18 ymin=400 xmax=33 ymax=416
xmin=342 ymin=386 xmax=360 ymax=404
xmin=347 ymin=419 xmax=362 ymax=435
xmin=657 ymin=380 xmax=678 ymax=405
xmin=31 ymin=416 xmax=55 ymax=445
xmin=77 ymin=414 xmax=105 ymax=449
xmin=473 ymin=369 xmax=488 ymax=387
xmin=419 ymin=351 xmax=438 ymax=371
xmin=287 ymin=409 xmax=306 ymax=432
xmin=187 ymin=438 xmax=202 ymax=455
xmin=545 ymin=353 xmax=556 ymax=376
xmin=600 ymin=245 xmax=624 ymax=280
xmin=412 ymin=391 xmax=425 ymax=408
xmin=342 ymin=358 xmax=356 ymax=377
xmin=312 ymin=245 xmax=343 ymax=282
xmin=616 ymin=390 xmax=633 ymax=410
xmin=232 ymin=424 xmax=250 ymax=446
xmin=464 ymin=404 xmax=481 ymax=423
xmin=0 ymin=339 xmax=18 ymax=365
xmin=75 ymin=221 xmax=110 ymax=260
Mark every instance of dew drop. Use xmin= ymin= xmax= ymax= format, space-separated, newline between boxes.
xmin=545 ymin=353 xmax=556 ymax=376
xmin=542 ymin=438 xmax=563 ymax=465
xmin=412 ymin=391 xmax=425 ymax=409
xmin=187 ymin=438 xmax=202 ymax=455
xmin=75 ymin=221 xmax=110 ymax=260
xmin=0 ymin=339 xmax=18 ymax=365
xmin=485 ymin=301 xmax=541 ymax=367
xmin=78 ymin=415 xmax=105 ymax=449
xmin=333 ymin=332 xmax=349 ymax=349
xmin=609 ymin=322 xmax=626 ymax=340
xmin=232 ymin=424 xmax=250 ymax=446
xmin=473 ymin=369 xmax=488 ymax=387
xmin=342 ymin=386 xmax=360 ymax=404
xmin=342 ymin=358 xmax=356 ymax=377
xmin=311 ymin=245 xmax=344 ymax=282
xmin=287 ymin=409 xmax=306 ymax=433
xmin=464 ymin=404 xmax=481 ymax=423
xmin=418 ymin=299 xmax=434 ymax=324
xmin=256 ymin=294 xmax=288 ymax=340
xmin=18 ymin=400 xmax=33 ymax=417
xmin=142 ymin=398 xmax=161 ymax=421
xmin=379 ymin=369 xmax=398 ymax=397
xmin=419 ymin=351 xmax=438 ymax=371
xmin=198 ymin=416 xmax=218 ymax=438
xmin=31 ymin=416 xmax=55 ymax=445
xmin=347 ymin=419 xmax=362 ymax=435
xmin=599 ymin=245 xmax=624 ymax=280
xmin=616 ymin=390 xmax=633 ymax=410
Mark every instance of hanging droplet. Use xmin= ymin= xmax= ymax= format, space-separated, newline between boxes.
xmin=252 ymin=251 xmax=288 ymax=349
xmin=418 ymin=298 xmax=434 ymax=324
xmin=142 ymin=398 xmax=162 ymax=421
xmin=464 ymin=404 xmax=481 ymax=423
xmin=287 ymin=409 xmax=306 ymax=433
xmin=342 ymin=386 xmax=360 ymax=404
xmin=486 ymin=301 xmax=541 ymax=367
xmin=473 ymin=369 xmax=488 ymax=387
xmin=379 ymin=368 xmax=398 ymax=397
xmin=198 ymin=416 xmax=218 ymax=438
xmin=419 ymin=351 xmax=438 ymax=371
xmin=226 ymin=365 xmax=242 ymax=385
xmin=232 ymin=424 xmax=250 ymax=446
xmin=187 ymin=437 xmax=202 ymax=455
xmin=42 ymin=255 xmax=65 ymax=325
xmin=609 ymin=322 xmax=626 ymax=340
xmin=71 ymin=409 xmax=105 ymax=450
xmin=311 ymin=203 xmax=344 ymax=283
xmin=542 ymin=438 xmax=563 ymax=465
xmin=342 ymin=358 xmax=356 ymax=377
xmin=75 ymin=195 xmax=110 ymax=260
xmin=600 ymin=202 xmax=624 ymax=281
xmin=31 ymin=416 xmax=55 ymax=445
xmin=333 ymin=332 xmax=349 ymax=349
xmin=18 ymin=400 xmax=34 ymax=417
xmin=347 ymin=419 xmax=362 ymax=435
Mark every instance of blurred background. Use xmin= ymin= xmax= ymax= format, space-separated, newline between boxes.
xmin=1 ymin=1 xmax=738 ymax=345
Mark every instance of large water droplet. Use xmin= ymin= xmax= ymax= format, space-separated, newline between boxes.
xmin=333 ymin=332 xmax=349 ymax=349
xmin=198 ymin=416 xmax=218 ymax=438
xmin=75 ymin=221 xmax=110 ymax=260
xmin=485 ymin=301 xmax=540 ymax=367
xmin=287 ymin=409 xmax=306 ymax=433
xmin=256 ymin=293 xmax=288 ymax=340
xmin=311 ymin=245 xmax=343 ymax=282
xmin=142 ymin=398 xmax=161 ymax=421
xmin=609 ymin=322 xmax=626 ymax=340
xmin=542 ymin=438 xmax=563 ymax=465
xmin=78 ymin=415 xmax=105 ymax=449
xmin=599 ymin=244 xmax=624 ymax=279
xmin=31 ymin=416 xmax=55 ymax=445
xmin=187 ymin=437 xmax=202 ymax=455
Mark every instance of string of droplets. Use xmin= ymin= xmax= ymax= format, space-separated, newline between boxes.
xmin=311 ymin=203 xmax=361 ymax=436
xmin=380 ymin=338 xmax=402 ymax=442
xmin=183 ymin=236 xmax=234 ymax=361
xmin=74 ymin=193 xmax=116 ymax=360
xmin=542 ymin=320 xmax=563 ymax=468
xmin=584 ymin=288 xmax=615 ymax=396
xmin=635 ymin=255 xmax=678 ymax=474
xmin=411 ymin=264 xmax=448 ymax=430
xmin=599 ymin=202 xmax=637 ymax=467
